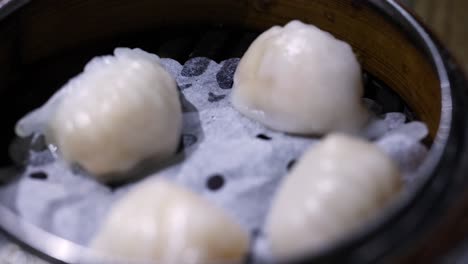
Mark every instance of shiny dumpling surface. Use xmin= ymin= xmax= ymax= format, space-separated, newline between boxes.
xmin=266 ymin=133 xmax=401 ymax=259
xmin=90 ymin=179 xmax=249 ymax=264
xmin=43 ymin=48 xmax=182 ymax=179
xmin=232 ymin=20 xmax=368 ymax=135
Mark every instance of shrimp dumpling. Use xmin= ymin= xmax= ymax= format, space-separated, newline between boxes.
xmin=20 ymin=48 xmax=182 ymax=180
xmin=266 ymin=134 xmax=401 ymax=259
xmin=232 ymin=20 xmax=368 ymax=135
xmin=90 ymin=179 xmax=249 ymax=264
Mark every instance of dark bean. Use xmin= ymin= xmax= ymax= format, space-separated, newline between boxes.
xmin=216 ymin=58 xmax=240 ymax=89
xmin=206 ymin=174 xmax=225 ymax=191
xmin=287 ymin=159 xmax=296 ymax=171
xmin=30 ymin=171 xmax=48 ymax=180
xmin=179 ymin=83 xmax=192 ymax=90
xmin=181 ymin=57 xmax=210 ymax=77
xmin=208 ymin=92 xmax=226 ymax=103
xmin=256 ymin=134 xmax=272 ymax=140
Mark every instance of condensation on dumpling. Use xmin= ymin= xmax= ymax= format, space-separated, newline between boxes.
xmin=232 ymin=20 xmax=369 ymax=135
xmin=265 ymin=134 xmax=401 ymax=260
xmin=15 ymin=48 xmax=182 ymax=180
xmin=90 ymin=178 xmax=249 ymax=264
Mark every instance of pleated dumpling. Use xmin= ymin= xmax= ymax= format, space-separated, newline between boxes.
xmin=266 ymin=133 xmax=401 ymax=259
xmin=232 ymin=20 xmax=368 ymax=135
xmin=90 ymin=179 xmax=249 ymax=264
xmin=16 ymin=48 xmax=182 ymax=181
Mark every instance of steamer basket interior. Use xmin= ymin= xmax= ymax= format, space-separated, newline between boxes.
xmin=0 ymin=1 xmax=457 ymax=264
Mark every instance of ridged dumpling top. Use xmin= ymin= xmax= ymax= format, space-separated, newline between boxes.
xmin=232 ymin=20 xmax=368 ymax=135
xmin=17 ymin=48 xmax=182 ymax=180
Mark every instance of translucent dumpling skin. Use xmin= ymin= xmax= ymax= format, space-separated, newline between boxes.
xmin=90 ymin=179 xmax=249 ymax=264
xmin=266 ymin=134 xmax=401 ymax=259
xmin=44 ymin=48 xmax=182 ymax=179
xmin=232 ymin=20 xmax=368 ymax=135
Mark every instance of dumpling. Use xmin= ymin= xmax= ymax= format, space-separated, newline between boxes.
xmin=90 ymin=179 xmax=249 ymax=264
xmin=232 ymin=20 xmax=368 ymax=135
xmin=16 ymin=48 xmax=182 ymax=181
xmin=265 ymin=133 xmax=401 ymax=259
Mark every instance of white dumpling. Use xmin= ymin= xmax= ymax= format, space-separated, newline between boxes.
xmin=266 ymin=134 xmax=401 ymax=259
xmin=232 ymin=20 xmax=368 ymax=135
xmin=17 ymin=48 xmax=182 ymax=180
xmin=90 ymin=179 xmax=249 ymax=264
